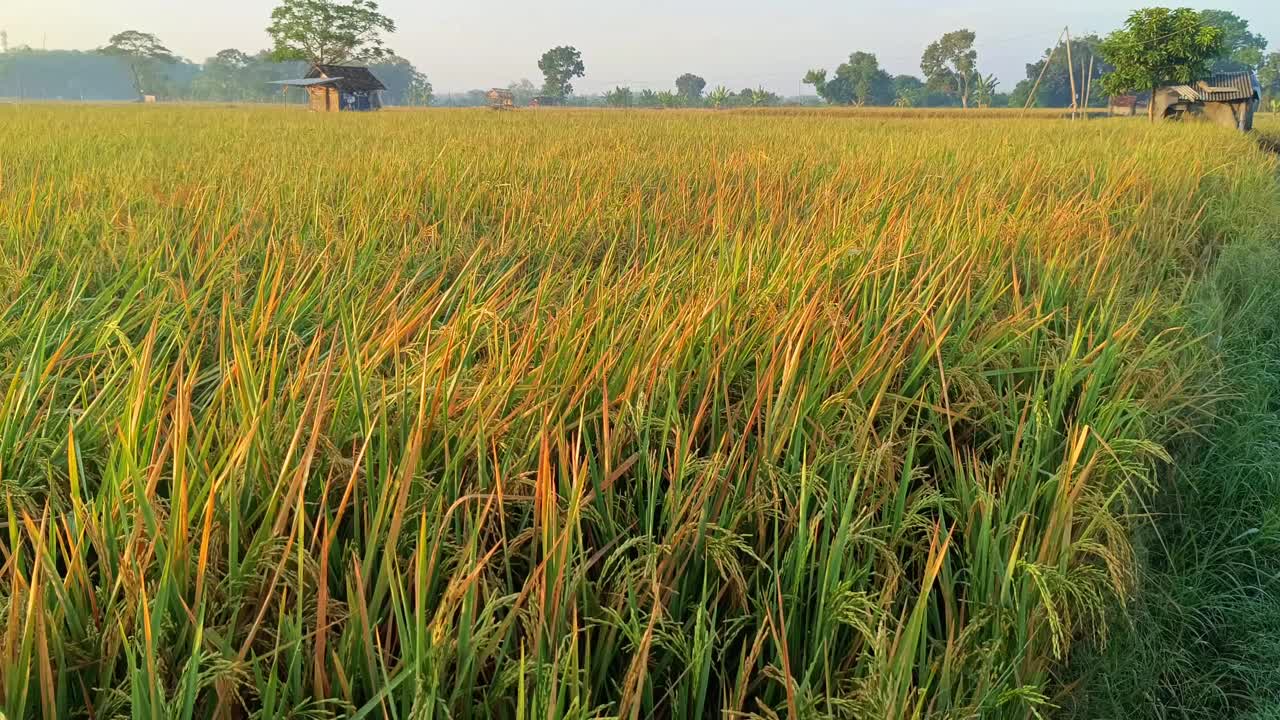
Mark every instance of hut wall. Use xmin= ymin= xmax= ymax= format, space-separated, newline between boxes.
xmin=307 ymin=87 xmax=340 ymax=112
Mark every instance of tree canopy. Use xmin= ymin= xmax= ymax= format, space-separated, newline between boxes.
xmin=98 ymin=31 xmax=181 ymax=95
xmin=921 ymin=30 xmax=978 ymax=108
xmin=266 ymin=0 xmax=396 ymax=65
xmin=1099 ymin=7 xmax=1225 ymax=120
xmin=1009 ymin=35 xmax=1110 ymax=108
xmin=538 ymin=46 xmax=585 ymax=99
xmin=675 ymin=73 xmax=706 ymax=104
xmin=1259 ymin=52 xmax=1280 ymax=102
xmin=1198 ymin=9 xmax=1267 ymax=72
xmin=804 ymin=52 xmax=893 ymax=106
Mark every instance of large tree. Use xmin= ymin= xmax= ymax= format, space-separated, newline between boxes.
xmin=1259 ymin=52 xmax=1280 ymax=104
xmin=538 ymin=46 xmax=584 ymax=99
xmin=267 ymin=0 xmax=396 ymax=66
xmin=1099 ymin=7 xmax=1225 ymax=121
xmin=1198 ymin=9 xmax=1267 ymax=72
xmin=921 ymin=30 xmax=978 ymax=108
xmin=675 ymin=73 xmax=706 ymax=105
xmin=192 ymin=48 xmax=254 ymax=101
xmin=371 ymin=55 xmax=432 ymax=105
xmin=98 ymin=30 xmax=179 ymax=96
xmin=804 ymin=51 xmax=893 ymax=106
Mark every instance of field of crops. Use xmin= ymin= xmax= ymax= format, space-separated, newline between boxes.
xmin=1 ymin=106 xmax=1278 ymax=719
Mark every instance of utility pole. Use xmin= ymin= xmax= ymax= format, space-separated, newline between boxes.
xmin=1065 ymin=26 xmax=1078 ymax=120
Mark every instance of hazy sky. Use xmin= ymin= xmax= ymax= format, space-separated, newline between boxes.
xmin=5 ymin=1 xmax=1279 ymax=93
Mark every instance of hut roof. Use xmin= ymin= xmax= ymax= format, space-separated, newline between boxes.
xmin=1167 ymin=71 xmax=1260 ymax=103
xmin=306 ymin=65 xmax=386 ymax=92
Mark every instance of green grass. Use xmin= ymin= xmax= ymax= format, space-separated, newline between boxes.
xmin=0 ymin=105 xmax=1277 ymax=719
xmin=1062 ymin=114 xmax=1280 ymax=719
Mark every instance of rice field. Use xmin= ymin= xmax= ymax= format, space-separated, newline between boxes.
xmin=1 ymin=105 xmax=1278 ymax=719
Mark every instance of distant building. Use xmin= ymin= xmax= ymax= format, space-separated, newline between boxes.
xmin=1152 ymin=71 xmax=1261 ymax=131
xmin=269 ymin=64 xmax=386 ymax=112
xmin=530 ymin=95 xmax=561 ymax=108
xmin=1108 ymin=95 xmax=1139 ymax=117
xmin=487 ymin=88 xmax=515 ymax=110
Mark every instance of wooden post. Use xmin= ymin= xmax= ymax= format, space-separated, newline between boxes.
xmin=1065 ymin=27 xmax=1078 ymax=119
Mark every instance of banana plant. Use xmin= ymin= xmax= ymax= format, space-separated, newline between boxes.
xmin=708 ymin=85 xmax=730 ymax=109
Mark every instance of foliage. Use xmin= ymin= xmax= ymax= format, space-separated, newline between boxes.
xmin=1010 ymin=35 xmax=1111 ymax=108
xmin=637 ymin=88 xmax=660 ymax=108
xmin=266 ymin=0 xmax=396 ymax=65
xmin=0 ymin=48 xmax=138 ymax=100
xmin=970 ymin=72 xmax=999 ymax=107
xmin=655 ymin=89 xmax=681 ymax=108
xmin=507 ymin=78 xmax=539 ymax=105
xmin=706 ymin=84 xmax=729 ymax=108
xmin=1064 ymin=124 xmax=1280 ymax=719
xmin=98 ymin=30 xmax=179 ymax=96
xmin=1098 ymin=7 xmax=1225 ymax=118
xmin=1259 ymin=52 xmax=1280 ymax=102
xmin=372 ymin=54 xmax=432 ymax=106
xmin=604 ymin=85 xmax=633 ymax=107
xmin=675 ymin=73 xmax=706 ymax=105
xmin=921 ymin=29 xmax=977 ymax=108
xmin=537 ymin=45 xmax=584 ymax=99
xmin=804 ymin=51 xmax=893 ymax=106
xmin=1198 ymin=9 xmax=1267 ymax=72
xmin=0 ymin=105 xmax=1275 ymax=719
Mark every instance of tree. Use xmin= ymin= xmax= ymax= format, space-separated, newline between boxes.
xmin=1259 ymin=52 xmax=1280 ymax=104
xmin=1098 ymin=8 xmax=1225 ymax=122
xmin=707 ymin=85 xmax=730 ymax=109
xmin=971 ymin=73 xmax=999 ymax=108
xmin=507 ymin=78 xmax=538 ymax=105
xmin=804 ymin=52 xmax=893 ymax=106
xmin=99 ymin=31 xmax=179 ymax=96
xmin=1013 ymin=35 xmax=1110 ymax=108
xmin=750 ymin=87 xmax=774 ymax=107
xmin=604 ymin=85 xmax=633 ymax=107
xmin=370 ymin=55 xmax=432 ymax=105
xmin=1198 ymin=10 xmax=1267 ymax=72
xmin=921 ymin=30 xmax=977 ymax=108
xmin=675 ymin=73 xmax=706 ymax=105
xmin=192 ymin=48 xmax=254 ymax=100
xmin=267 ymin=0 xmax=396 ymax=66
xmin=656 ymin=90 xmax=681 ymax=108
xmin=538 ymin=46 xmax=584 ymax=100
xmin=637 ymin=89 xmax=660 ymax=108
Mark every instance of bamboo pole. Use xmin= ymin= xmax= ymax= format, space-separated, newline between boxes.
xmin=1022 ymin=28 xmax=1066 ymax=114
xmin=1083 ymin=55 xmax=1095 ymax=119
xmin=1065 ymin=27 xmax=1078 ymax=119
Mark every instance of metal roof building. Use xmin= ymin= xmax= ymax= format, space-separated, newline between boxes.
xmin=270 ymin=64 xmax=386 ymax=112
xmin=1154 ymin=71 xmax=1261 ymax=131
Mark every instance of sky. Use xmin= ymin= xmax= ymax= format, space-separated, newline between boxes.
xmin=5 ymin=0 xmax=1279 ymax=94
